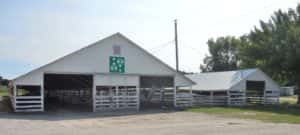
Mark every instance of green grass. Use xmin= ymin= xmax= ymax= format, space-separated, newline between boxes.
xmin=280 ymin=96 xmax=298 ymax=105
xmin=0 ymin=85 xmax=9 ymax=96
xmin=186 ymin=100 xmax=300 ymax=124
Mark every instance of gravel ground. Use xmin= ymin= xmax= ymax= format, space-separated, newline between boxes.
xmin=0 ymin=110 xmax=299 ymax=135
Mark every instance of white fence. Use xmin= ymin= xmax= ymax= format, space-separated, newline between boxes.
xmin=263 ymin=90 xmax=280 ymax=105
xmin=94 ymin=87 xmax=139 ymax=111
xmin=189 ymin=90 xmax=278 ymax=107
xmin=228 ymin=91 xmax=246 ymax=106
xmin=175 ymin=90 xmax=193 ymax=107
xmin=13 ymin=96 xmax=43 ymax=112
xmin=193 ymin=94 xmax=228 ymax=106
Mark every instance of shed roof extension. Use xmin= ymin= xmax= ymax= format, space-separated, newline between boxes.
xmin=185 ymin=69 xmax=257 ymax=91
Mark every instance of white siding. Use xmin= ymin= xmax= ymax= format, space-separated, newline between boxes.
xmin=13 ymin=71 xmax=42 ymax=85
xmin=13 ymin=33 xmax=193 ymax=86
xmin=175 ymin=74 xmax=194 ymax=86
xmin=231 ymin=69 xmax=280 ymax=92
xmin=94 ymin=74 xmax=139 ymax=86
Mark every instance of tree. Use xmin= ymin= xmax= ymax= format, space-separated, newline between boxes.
xmin=0 ymin=76 xmax=9 ymax=86
xmin=200 ymin=36 xmax=240 ymax=72
xmin=239 ymin=6 xmax=300 ymax=103
xmin=201 ymin=4 xmax=300 ymax=104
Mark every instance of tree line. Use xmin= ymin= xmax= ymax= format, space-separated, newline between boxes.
xmin=0 ymin=76 xmax=9 ymax=86
xmin=201 ymin=4 xmax=300 ymax=103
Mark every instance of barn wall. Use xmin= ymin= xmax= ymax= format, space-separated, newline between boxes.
xmin=175 ymin=74 xmax=194 ymax=86
xmin=94 ymin=74 xmax=139 ymax=86
xmin=13 ymin=71 xmax=42 ymax=85
xmin=231 ymin=70 xmax=280 ymax=92
xmin=13 ymin=34 xmax=193 ymax=86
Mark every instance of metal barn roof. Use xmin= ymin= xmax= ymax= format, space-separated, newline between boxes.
xmin=185 ymin=69 xmax=257 ymax=91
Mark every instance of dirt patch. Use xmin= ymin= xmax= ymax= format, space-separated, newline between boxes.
xmin=0 ymin=110 xmax=299 ymax=135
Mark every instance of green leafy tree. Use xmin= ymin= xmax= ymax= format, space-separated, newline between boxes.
xmin=239 ymin=7 xmax=300 ymax=103
xmin=202 ymin=4 xmax=300 ymax=104
xmin=200 ymin=36 xmax=240 ymax=72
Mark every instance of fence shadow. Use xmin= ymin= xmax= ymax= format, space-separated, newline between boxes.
xmin=0 ymin=108 xmax=180 ymax=121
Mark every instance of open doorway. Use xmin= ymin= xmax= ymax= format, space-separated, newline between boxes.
xmin=246 ymin=80 xmax=265 ymax=104
xmin=139 ymin=76 xmax=174 ymax=109
xmin=44 ymin=74 xmax=93 ymax=112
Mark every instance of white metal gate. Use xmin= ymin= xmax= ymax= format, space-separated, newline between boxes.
xmin=94 ymin=86 xmax=139 ymax=111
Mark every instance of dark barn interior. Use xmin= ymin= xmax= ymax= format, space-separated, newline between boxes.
xmin=246 ymin=80 xmax=265 ymax=104
xmin=44 ymin=74 xmax=93 ymax=112
xmin=139 ymin=76 xmax=174 ymax=109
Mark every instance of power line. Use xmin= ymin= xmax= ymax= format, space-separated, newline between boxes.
xmin=148 ymin=40 xmax=174 ymax=53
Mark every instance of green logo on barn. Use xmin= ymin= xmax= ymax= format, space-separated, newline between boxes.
xmin=109 ymin=56 xmax=125 ymax=73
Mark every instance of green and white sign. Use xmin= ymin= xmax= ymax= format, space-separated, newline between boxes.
xmin=109 ymin=56 xmax=125 ymax=73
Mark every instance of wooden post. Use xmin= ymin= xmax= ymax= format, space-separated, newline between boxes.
xmin=136 ymin=85 xmax=140 ymax=112
xmin=174 ymin=85 xmax=177 ymax=108
xmin=210 ymin=91 xmax=213 ymax=106
xmin=276 ymin=90 xmax=280 ymax=104
xmin=116 ymin=86 xmax=119 ymax=108
xmin=263 ymin=90 xmax=266 ymax=105
xmin=41 ymin=76 xmax=44 ymax=112
xmin=13 ymin=84 xmax=17 ymax=112
xmin=243 ymin=90 xmax=247 ymax=105
xmin=189 ymin=86 xmax=193 ymax=106
xmin=227 ymin=90 xmax=230 ymax=106
xmin=92 ymin=75 xmax=96 ymax=112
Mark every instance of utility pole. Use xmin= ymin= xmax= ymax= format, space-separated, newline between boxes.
xmin=174 ymin=19 xmax=179 ymax=72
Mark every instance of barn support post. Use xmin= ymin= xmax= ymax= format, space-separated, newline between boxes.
xmin=160 ymin=88 xmax=163 ymax=103
xmin=92 ymin=75 xmax=96 ymax=112
xmin=227 ymin=90 xmax=231 ymax=106
xmin=136 ymin=84 xmax=140 ymax=112
xmin=210 ymin=91 xmax=213 ymax=106
xmin=276 ymin=91 xmax=280 ymax=104
xmin=116 ymin=86 xmax=119 ymax=108
xmin=13 ymin=84 xmax=16 ymax=112
xmin=263 ymin=89 xmax=266 ymax=105
xmin=189 ymin=86 xmax=193 ymax=106
xmin=243 ymin=89 xmax=247 ymax=105
xmin=41 ymin=76 xmax=44 ymax=112
xmin=173 ymin=82 xmax=177 ymax=108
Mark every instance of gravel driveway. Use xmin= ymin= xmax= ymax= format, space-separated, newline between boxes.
xmin=0 ymin=110 xmax=299 ymax=135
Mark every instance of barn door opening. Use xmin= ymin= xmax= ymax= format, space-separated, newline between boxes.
xmin=246 ymin=80 xmax=265 ymax=104
xmin=44 ymin=74 xmax=93 ymax=112
xmin=139 ymin=76 xmax=174 ymax=109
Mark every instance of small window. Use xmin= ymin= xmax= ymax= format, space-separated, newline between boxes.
xmin=113 ymin=45 xmax=121 ymax=55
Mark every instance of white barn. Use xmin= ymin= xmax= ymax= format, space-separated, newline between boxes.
xmin=10 ymin=33 xmax=195 ymax=112
xmin=185 ymin=69 xmax=280 ymax=106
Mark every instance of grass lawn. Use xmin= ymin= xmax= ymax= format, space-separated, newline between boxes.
xmin=0 ymin=85 xmax=9 ymax=96
xmin=186 ymin=96 xmax=300 ymax=124
xmin=280 ymin=96 xmax=298 ymax=105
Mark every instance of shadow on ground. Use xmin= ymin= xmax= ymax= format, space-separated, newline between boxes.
xmin=0 ymin=96 xmax=181 ymax=121
xmin=0 ymin=108 xmax=180 ymax=121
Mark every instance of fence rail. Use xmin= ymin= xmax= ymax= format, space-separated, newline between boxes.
xmin=263 ymin=90 xmax=280 ymax=105
xmin=14 ymin=96 xmax=43 ymax=112
xmin=94 ymin=88 xmax=139 ymax=111
xmin=175 ymin=90 xmax=193 ymax=107
xmin=193 ymin=94 xmax=227 ymax=106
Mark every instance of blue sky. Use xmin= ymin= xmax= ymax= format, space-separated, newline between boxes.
xmin=0 ymin=0 xmax=299 ymax=79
